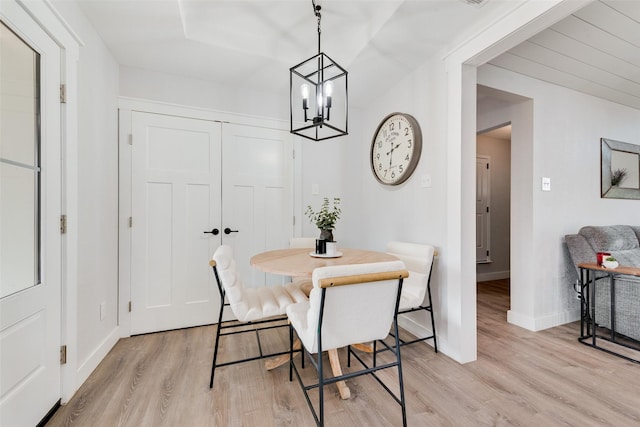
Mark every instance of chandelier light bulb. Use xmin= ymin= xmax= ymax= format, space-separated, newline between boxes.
xmin=324 ymin=81 xmax=333 ymax=97
xmin=301 ymin=84 xmax=310 ymax=100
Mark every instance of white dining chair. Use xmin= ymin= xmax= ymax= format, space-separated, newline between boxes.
xmin=208 ymin=244 xmax=308 ymax=388
xmin=287 ymin=260 xmax=409 ymax=427
xmin=385 ymin=241 xmax=438 ymax=352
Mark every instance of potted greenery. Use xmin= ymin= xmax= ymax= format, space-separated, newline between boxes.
xmin=305 ymin=197 xmax=341 ymax=241
xmin=602 ymin=256 xmax=619 ymax=269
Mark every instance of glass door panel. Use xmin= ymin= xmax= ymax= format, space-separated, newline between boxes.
xmin=0 ymin=21 xmax=40 ymax=298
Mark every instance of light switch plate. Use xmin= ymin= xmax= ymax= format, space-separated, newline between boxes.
xmin=420 ymin=174 xmax=432 ymax=188
xmin=542 ymin=177 xmax=551 ymax=191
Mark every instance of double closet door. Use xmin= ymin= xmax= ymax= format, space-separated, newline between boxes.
xmin=129 ymin=111 xmax=293 ymax=335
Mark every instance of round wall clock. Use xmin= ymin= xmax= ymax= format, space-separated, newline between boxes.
xmin=370 ymin=112 xmax=422 ymax=186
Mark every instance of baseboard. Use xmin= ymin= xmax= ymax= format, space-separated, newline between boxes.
xmin=507 ymin=308 xmax=580 ymax=331
xmin=75 ymin=327 xmax=120 ymax=390
xmin=476 ymin=270 xmax=510 ymax=282
xmin=398 ymin=315 xmax=436 ymax=346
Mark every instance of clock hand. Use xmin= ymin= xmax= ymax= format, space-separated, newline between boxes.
xmin=386 ymin=143 xmax=400 ymax=156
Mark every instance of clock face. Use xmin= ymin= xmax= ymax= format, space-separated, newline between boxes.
xmin=370 ymin=113 xmax=422 ymax=185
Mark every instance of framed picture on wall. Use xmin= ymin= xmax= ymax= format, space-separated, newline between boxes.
xmin=601 ymin=138 xmax=640 ymax=199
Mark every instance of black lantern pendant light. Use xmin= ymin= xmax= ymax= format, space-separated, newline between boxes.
xmin=290 ymin=0 xmax=348 ymax=141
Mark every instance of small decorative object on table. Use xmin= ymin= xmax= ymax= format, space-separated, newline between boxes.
xmin=305 ymin=197 xmax=341 ymax=242
xmin=602 ymin=256 xmax=619 ymax=269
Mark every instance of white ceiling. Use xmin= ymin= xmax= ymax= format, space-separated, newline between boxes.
xmin=488 ymin=0 xmax=640 ymax=110
xmin=74 ymin=0 xmax=640 ymax=111
xmin=74 ymin=0 xmax=511 ymax=107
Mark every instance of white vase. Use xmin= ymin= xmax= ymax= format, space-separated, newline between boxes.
xmin=603 ymin=260 xmax=619 ymax=269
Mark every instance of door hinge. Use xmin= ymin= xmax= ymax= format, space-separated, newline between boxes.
xmin=293 ymin=216 xmax=296 ymax=226
xmin=60 ymin=345 xmax=67 ymax=365
xmin=60 ymin=84 xmax=66 ymax=103
xmin=487 ymin=250 xmax=490 ymax=256
xmin=292 ymin=149 xmax=295 ymax=159
xmin=128 ymin=134 xmax=132 ymax=145
xmin=486 ymin=206 xmax=489 ymax=213
xmin=60 ymin=215 xmax=67 ymax=234
xmin=129 ymin=301 xmax=132 ymax=312
xmin=129 ymin=217 xmax=133 ymax=228
xmin=486 ymin=163 xmax=489 ymax=169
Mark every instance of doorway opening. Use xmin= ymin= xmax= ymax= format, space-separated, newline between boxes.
xmin=476 ymin=120 xmax=512 ymax=321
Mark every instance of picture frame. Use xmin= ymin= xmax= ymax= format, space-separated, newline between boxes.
xmin=601 ymin=138 xmax=640 ymax=199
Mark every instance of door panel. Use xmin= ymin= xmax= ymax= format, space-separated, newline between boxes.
xmin=221 ymin=124 xmax=293 ymax=287
xmin=131 ymin=112 xmax=222 ymax=334
xmin=0 ymin=4 xmax=62 ymax=425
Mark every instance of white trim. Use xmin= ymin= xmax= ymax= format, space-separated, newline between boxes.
xmin=477 ymin=270 xmax=510 ymax=282
xmin=507 ymin=308 xmax=579 ymax=332
xmin=118 ymin=97 xmax=290 ymax=131
xmin=75 ymin=327 xmax=120 ymax=390
xmin=397 ymin=317 xmax=456 ymax=359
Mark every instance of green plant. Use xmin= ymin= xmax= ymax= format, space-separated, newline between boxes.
xmin=605 ymin=256 xmax=616 ymax=262
xmin=611 ymin=168 xmax=627 ymax=186
xmin=305 ymin=197 xmax=341 ymax=230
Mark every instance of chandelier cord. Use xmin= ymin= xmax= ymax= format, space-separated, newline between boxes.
xmin=312 ymin=0 xmax=321 ymax=54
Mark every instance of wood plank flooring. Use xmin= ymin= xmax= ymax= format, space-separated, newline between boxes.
xmin=46 ymin=279 xmax=640 ymax=426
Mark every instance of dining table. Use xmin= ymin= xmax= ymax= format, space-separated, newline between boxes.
xmin=250 ymin=247 xmax=399 ymax=400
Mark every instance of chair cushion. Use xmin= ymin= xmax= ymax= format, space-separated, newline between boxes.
xmin=212 ymin=245 xmax=308 ymax=322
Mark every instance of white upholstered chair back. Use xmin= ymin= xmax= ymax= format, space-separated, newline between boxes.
xmin=386 ymin=241 xmax=435 ymax=310
xmin=288 ymin=260 xmax=406 ymax=354
xmin=212 ymin=245 xmax=306 ymax=322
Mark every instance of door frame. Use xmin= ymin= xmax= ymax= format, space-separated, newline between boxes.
xmin=0 ymin=0 xmax=81 ymax=406
xmin=117 ymin=97 xmax=301 ymax=337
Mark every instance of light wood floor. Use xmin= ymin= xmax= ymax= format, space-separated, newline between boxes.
xmin=46 ymin=279 xmax=640 ymax=426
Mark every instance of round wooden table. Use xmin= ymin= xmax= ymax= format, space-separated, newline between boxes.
xmin=250 ymin=247 xmax=399 ymax=400
xmin=250 ymin=247 xmax=398 ymax=277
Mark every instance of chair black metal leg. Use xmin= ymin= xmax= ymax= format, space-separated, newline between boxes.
xmin=209 ymin=301 xmax=226 ymax=388
xmin=289 ymin=325 xmax=294 ymax=382
xmin=393 ymin=317 xmax=407 ymax=427
xmin=426 ymin=282 xmax=438 ymax=353
xmin=318 ymin=350 xmax=324 ymax=427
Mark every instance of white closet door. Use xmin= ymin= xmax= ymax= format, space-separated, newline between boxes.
xmin=476 ymin=155 xmax=491 ymax=263
xmin=130 ymin=112 xmax=222 ymax=334
xmin=221 ymin=124 xmax=293 ymax=287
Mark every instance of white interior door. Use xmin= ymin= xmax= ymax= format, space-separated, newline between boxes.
xmin=130 ymin=112 xmax=222 ymax=335
xmin=476 ymin=155 xmax=491 ymax=263
xmin=221 ymin=124 xmax=293 ymax=287
xmin=0 ymin=4 xmax=62 ymax=426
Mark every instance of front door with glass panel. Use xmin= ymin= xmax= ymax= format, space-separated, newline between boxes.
xmin=0 ymin=9 xmax=62 ymax=426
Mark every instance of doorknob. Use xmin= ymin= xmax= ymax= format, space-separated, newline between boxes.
xmin=203 ymin=228 xmax=220 ymax=235
xmin=224 ymin=227 xmax=239 ymax=235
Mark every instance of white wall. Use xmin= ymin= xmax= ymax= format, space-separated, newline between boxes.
xmin=354 ymin=58 xmax=451 ymax=353
xmin=478 ymin=64 xmax=640 ymax=330
xmin=51 ymin=0 xmax=120 ymax=387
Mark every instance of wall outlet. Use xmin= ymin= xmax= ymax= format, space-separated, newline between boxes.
xmin=100 ymin=301 xmax=106 ymax=321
